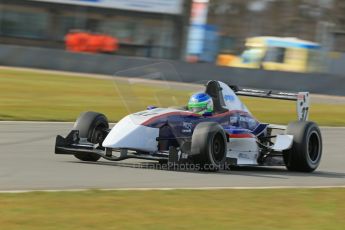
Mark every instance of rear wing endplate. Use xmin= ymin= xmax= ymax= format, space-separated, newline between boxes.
xmin=229 ymin=85 xmax=310 ymax=121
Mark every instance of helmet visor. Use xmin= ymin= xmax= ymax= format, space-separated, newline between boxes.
xmin=190 ymin=107 xmax=205 ymax=114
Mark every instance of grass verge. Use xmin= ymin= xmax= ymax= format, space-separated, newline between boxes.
xmin=0 ymin=68 xmax=344 ymax=126
xmin=0 ymin=188 xmax=344 ymax=230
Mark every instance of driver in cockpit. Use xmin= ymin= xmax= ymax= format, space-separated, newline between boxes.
xmin=187 ymin=92 xmax=213 ymax=116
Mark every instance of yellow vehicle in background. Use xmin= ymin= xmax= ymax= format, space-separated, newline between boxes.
xmin=217 ymin=36 xmax=322 ymax=73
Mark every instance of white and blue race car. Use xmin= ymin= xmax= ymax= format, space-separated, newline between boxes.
xmin=55 ymin=80 xmax=322 ymax=172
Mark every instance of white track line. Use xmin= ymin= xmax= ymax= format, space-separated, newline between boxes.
xmin=1 ymin=185 xmax=345 ymax=194
xmin=0 ymin=121 xmax=75 ymax=124
xmin=0 ymin=121 xmax=118 ymax=125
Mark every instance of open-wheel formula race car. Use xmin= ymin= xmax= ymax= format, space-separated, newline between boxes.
xmin=55 ymin=80 xmax=322 ymax=172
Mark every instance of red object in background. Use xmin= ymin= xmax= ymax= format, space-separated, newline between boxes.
xmin=100 ymin=35 xmax=119 ymax=53
xmin=65 ymin=31 xmax=119 ymax=54
xmin=86 ymin=34 xmax=102 ymax=53
xmin=65 ymin=32 xmax=89 ymax=52
xmin=65 ymin=32 xmax=79 ymax=52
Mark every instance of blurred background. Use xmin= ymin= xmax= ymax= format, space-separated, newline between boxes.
xmin=1 ymin=3 xmax=345 ymax=230
xmin=0 ymin=0 xmax=345 ymax=75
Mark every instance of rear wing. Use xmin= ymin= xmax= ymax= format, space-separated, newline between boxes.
xmin=229 ymin=85 xmax=310 ymax=121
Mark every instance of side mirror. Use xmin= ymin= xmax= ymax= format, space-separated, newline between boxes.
xmin=147 ymin=106 xmax=157 ymax=110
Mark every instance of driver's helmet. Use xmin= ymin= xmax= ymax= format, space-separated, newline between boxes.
xmin=188 ymin=92 xmax=213 ymax=115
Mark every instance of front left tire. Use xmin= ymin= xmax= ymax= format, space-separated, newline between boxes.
xmin=191 ymin=122 xmax=227 ymax=171
xmin=73 ymin=111 xmax=109 ymax=162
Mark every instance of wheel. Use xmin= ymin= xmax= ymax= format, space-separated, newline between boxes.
xmin=191 ymin=122 xmax=227 ymax=171
xmin=283 ymin=121 xmax=322 ymax=172
xmin=73 ymin=111 xmax=109 ymax=162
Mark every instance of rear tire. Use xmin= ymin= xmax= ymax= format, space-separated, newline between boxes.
xmin=283 ymin=121 xmax=322 ymax=172
xmin=191 ymin=122 xmax=227 ymax=171
xmin=73 ymin=111 xmax=109 ymax=162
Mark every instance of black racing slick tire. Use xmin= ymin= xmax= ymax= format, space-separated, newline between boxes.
xmin=283 ymin=121 xmax=322 ymax=172
xmin=191 ymin=122 xmax=227 ymax=171
xmin=73 ymin=111 xmax=109 ymax=162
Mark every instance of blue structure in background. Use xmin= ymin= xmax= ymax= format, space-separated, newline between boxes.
xmin=186 ymin=24 xmax=219 ymax=62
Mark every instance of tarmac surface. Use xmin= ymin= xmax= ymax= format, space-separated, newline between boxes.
xmin=0 ymin=122 xmax=345 ymax=191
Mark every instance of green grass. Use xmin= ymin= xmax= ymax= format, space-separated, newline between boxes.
xmin=0 ymin=188 xmax=344 ymax=230
xmin=241 ymin=97 xmax=345 ymax=126
xmin=0 ymin=68 xmax=344 ymax=126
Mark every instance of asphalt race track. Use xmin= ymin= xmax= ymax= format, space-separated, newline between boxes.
xmin=0 ymin=122 xmax=345 ymax=191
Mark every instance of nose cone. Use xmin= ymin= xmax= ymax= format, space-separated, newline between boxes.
xmin=102 ymin=115 xmax=159 ymax=152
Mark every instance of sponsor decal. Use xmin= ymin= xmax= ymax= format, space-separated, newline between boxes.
xmin=239 ymin=116 xmax=246 ymax=122
xmin=182 ymin=122 xmax=192 ymax=133
xmin=135 ymin=109 xmax=163 ymax=117
xmin=230 ymin=116 xmax=238 ymax=124
xmin=224 ymin=94 xmax=235 ymax=102
xmin=239 ymin=115 xmax=256 ymax=125
xmin=278 ymin=92 xmax=297 ymax=96
xmin=242 ymin=88 xmax=265 ymax=93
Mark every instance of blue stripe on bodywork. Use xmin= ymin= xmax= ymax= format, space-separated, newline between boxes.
xmin=252 ymin=123 xmax=268 ymax=136
xmin=224 ymin=126 xmax=252 ymax=135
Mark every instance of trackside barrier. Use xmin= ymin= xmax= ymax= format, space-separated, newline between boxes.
xmin=0 ymin=44 xmax=345 ymax=96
